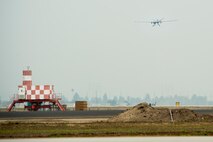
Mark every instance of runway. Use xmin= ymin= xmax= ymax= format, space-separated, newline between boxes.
xmin=0 ymin=110 xmax=124 ymax=119
xmin=0 ymin=109 xmax=212 ymax=119
xmin=193 ymin=109 xmax=213 ymax=115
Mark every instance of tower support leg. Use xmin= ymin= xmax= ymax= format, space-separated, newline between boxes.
xmin=7 ymin=100 xmax=16 ymax=112
xmin=55 ymin=99 xmax=65 ymax=111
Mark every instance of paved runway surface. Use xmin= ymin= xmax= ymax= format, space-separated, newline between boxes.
xmin=193 ymin=109 xmax=213 ymax=115
xmin=0 ymin=110 xmax=124 ymax=119
xmin=0 ymin=109 xmax=212 ymax=119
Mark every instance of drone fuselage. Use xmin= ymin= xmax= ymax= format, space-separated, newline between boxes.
xmin=151 ymin=20 xmax=162 ymax=26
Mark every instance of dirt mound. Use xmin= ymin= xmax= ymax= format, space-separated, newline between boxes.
xmin=109 ymin=102 xmax=199 ymax=122
xmin=172 ymin=108 xmax=197 ymax=122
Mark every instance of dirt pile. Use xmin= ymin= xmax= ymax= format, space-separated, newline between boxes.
xmin=171 ymin=108 xmax=197 ymax=122
xmin=109 ymin=102 xmax=199 ymax=122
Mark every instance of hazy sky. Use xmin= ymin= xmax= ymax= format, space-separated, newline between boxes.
xmin=1 ymin=0 xmax=213 ymax=101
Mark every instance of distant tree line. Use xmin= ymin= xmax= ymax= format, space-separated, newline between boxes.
xmin=61 ymin=92 xmax=213 ymax=106
xmin=1 ymin=92 xmax=213 ymax=107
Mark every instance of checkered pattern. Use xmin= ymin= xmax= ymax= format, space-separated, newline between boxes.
xmin=23 ymin=70 xmax=32 ymax=86
xmin=18 ymin=85 xmax=55 ymax=100
xmin=26 ymin=94 xmax=56 ymax=100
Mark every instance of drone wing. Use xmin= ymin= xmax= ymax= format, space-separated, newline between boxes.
xmin=162 ymin=19 xmax=177 ymax=22
xmin=134 ymin=20 xmax=151 ymax=23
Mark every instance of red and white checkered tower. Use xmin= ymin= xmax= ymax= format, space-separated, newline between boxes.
xmin=7 ymin=67 xmax=65 ymax=112
xmin=23 ymin=67 xmax=32 ymax=86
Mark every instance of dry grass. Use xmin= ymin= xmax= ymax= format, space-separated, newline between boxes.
xmin=0 ymin=120 xmax=213 ymax=138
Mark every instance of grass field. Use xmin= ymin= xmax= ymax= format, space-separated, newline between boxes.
xmin=0 ymin=120 xmax=213 ymax=138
